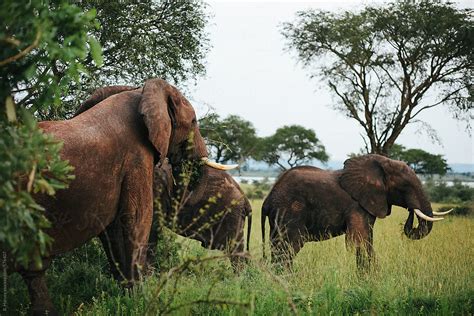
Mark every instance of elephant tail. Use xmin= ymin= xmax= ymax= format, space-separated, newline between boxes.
xmin=246 ymin=209 xmax=252 ymax=253
xmin=261 ymin=199 xmax=269 ymax=260
xmin=244 ymin=197 xmax=252 ymax=252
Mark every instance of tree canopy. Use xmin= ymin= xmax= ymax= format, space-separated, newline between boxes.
xmin=282 ymin=0 xmax=473 ymax=155
xmin=8 ymin=0 xmax=211 ymax=119
xmin=256 ymin=125 xmax=328 ymax=171
xmin=78 ymin=1 xmax=210 ymax=87
xmin=389 ymin=144 xmax=450 ymax=175
xmin=199 ymin=113 xmax=258 ymax=164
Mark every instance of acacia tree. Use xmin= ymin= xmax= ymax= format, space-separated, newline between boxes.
xmin=199 ymin=113 xmax=258 ymax=165
xmin=13 ymin=0 xmax=211 ymax=119
xmin=282 ymin=1 xmax=473 ymax=155
xmin=256 ymin=125 xmax=328 ymax=171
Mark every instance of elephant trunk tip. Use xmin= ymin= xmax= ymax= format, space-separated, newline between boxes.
xmin=404 ymin=208 xmax=434 ymax=240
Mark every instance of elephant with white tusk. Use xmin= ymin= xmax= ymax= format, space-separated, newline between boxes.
xmin=262 ymin=154 xmax=449 ymax=270
xmin=10 ymin=79 xmax=237 ymax=315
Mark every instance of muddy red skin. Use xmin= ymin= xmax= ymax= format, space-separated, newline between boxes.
xmin=262 ymin=154 xmax=435 ymax=270
xmin=16 ymin=79 xmax=208 ymax=315
xmin=150 ymin=162 xmax=252 ymax=268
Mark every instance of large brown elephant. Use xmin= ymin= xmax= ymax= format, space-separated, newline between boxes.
xmin=261 ymin=154 xmax=451 ymax=270
xmin=149 ymin=160 xmax=252 ymax=268
xmin=16 ymin=79 xmax=232 ymax=315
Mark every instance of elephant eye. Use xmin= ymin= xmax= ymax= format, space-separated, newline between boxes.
xmin=191 ymin=118 xmax=197 ymax=125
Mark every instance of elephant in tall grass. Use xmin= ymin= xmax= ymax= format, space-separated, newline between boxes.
xmin=14 ymin=79 xmax=234 ymax=315
xmin=149 ymin=160 xmax=252 ymax=268
xmin=262 ymin=154 xmax=451 ymax=270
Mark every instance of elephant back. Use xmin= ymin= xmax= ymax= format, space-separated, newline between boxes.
xmin=74 ymin=85 xmax=139 ymax=116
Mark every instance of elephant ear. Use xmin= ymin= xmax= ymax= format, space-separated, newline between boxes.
xmin=138 ymin=79 xmax=174 ymax=162
xmin=339 ymin=155 xmax=389 ymax=218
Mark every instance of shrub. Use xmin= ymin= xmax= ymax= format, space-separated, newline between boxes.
xmin=424 ymin=180 xmax=474 ymax=204
xmin=149 ymin=228 xmax=181 ymax=273
xmin=438 ymin=204 xmax=474 ymax=217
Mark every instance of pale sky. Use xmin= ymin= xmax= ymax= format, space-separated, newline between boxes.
xmin=190 ymin=1 xmax=473 ymax=164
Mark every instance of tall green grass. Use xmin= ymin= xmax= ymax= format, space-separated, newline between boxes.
xmin=3 ymin=202 xmax=473 ymax=315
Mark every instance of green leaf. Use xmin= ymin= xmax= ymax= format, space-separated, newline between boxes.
xmin=19 ymin=108 xmax=37 ymax=130
xmin=88 ymin=36 xmax=103 ymax=67
xmin=36 ymin=179 xmax=56 ymax=195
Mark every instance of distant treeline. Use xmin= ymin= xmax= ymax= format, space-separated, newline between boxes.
xmin=424 ymin=180 xmax=474 ymax=204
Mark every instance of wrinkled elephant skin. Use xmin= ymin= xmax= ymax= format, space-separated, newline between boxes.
xmin=15 ymin=78 xmax=208 ymax=315
xmin=262 ymin=154 xmax=438 ymax=271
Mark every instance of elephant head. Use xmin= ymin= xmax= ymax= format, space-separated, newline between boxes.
xmin=339 ymin=154 xmax=447 ymax=240
xmin=76 ymin=79 xmax=236 ymax=169
xmin=136 ymin=78 xmax=208 ymax=164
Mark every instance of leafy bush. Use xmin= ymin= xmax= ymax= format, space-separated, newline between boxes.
xmin=149 ymin=228 xmax=181 ymax=273
xmin=424 ymin=180 xmax=474 ymax=204
xmin=438 ymin=204 xmax=474 ymax=217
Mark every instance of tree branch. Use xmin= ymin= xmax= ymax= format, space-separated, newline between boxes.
xmin=0 ymin=29 xmax=42 ymax=66
xmin=411 ymin=86 xmax=466 ymax=119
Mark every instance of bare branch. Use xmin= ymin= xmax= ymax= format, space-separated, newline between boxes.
xmin=411 ymin=86 xmax=466 ymax=119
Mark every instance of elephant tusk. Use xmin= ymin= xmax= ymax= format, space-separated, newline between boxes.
xmin=201 ymin=157 xmax=238 ymax=171
xmin=413 ymin=208 xmax=444 ymax=222
xmin=432 ymin=208 xmax=453 ymax=216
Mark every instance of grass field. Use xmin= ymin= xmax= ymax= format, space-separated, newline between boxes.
xmin=3 ymin=201 xmax=474 ymax=315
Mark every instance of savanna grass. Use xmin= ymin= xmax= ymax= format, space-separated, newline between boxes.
xmin=3 ymin=201 xmax=473 ymax=315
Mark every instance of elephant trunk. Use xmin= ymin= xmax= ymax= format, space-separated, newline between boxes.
xmin=404 ymin=199 xmax=434 ymax=240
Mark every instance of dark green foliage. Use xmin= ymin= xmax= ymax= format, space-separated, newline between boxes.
xmin=282 ymin=1 xmax=473 ymax=154
xmin=148 ymin=228 xmax=181 ymax=273
xmin=63 ymin=0 xmax=211 ymax=118
xmin=1 ymin=238 xmax=119 ymax=315
xmin=1 ymin=0 xmax=97 ymax=267
xmin=389 ymin=144 xmax=450 ymax=175
xmin=4 ymin=1 xmax=210 ymax=120
xmin=1 ymin=0 xmax=101 ymax=119
xmin=83 ymin=0 xmax=209 ymax=84
xmin=424 ymin=179 xmax=474 ymax=204
xmin=438 ymin=204 xmax=473 ymax=217
xmin=199 ymin=113 xmax=258 ymax=164
xmin=255 ymin=124 xmax=329 ymax=170
xmin=48 ymin=239 xmax=120 ymax=313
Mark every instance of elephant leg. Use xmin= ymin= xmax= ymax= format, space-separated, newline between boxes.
xmin=19 ymin=260 xmax=58 ymax=316
xmin=270 ymin=227 xmax=303 ymax=269
xmin=114 ymin=172 xmax=153 ymax=286
xmin=99 ymin=222 xmax=127 ymax=282
xmin=269 ymin=209 xmax=304 ymax=269
xmin=270 ymin=237 xmax=302 ymax=270
xmin=345 ymin=211 xmax=376 ymax=272
xmin=145 ymin=217 xmax=160 ymax=270
xmin=269 ymin=209 xmax=287 ymax=265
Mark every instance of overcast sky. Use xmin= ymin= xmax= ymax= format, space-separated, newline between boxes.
xmin=190 ymin=0 xmax=473 ymax=164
